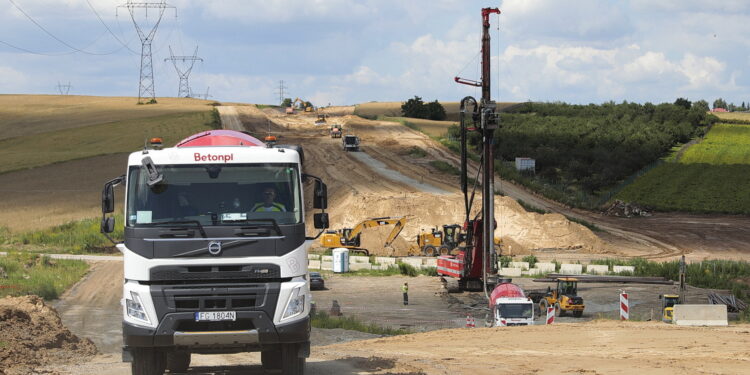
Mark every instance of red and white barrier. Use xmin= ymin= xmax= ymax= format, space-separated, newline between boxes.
xmin=620 ymin=292 xmax=629 ymax=320
xmin=546 ymin=306 xmax=555 ymax=325
xmin=466 ymin=314 xmax=475 ymax=328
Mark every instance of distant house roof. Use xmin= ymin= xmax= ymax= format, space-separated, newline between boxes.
xmin=712 ymin=108 xmax=728 ymax=112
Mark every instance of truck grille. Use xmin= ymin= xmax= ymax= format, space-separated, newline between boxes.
xmin=175 ymin=319 xmax=255 ymax=332
xmin=158 ymin=284 xmax=271 ymax=311
xmin=150 ymin=264 xmax=281 ymax=282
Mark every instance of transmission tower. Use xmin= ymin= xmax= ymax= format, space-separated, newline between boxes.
xmin=190 ymin=86 xmax=212 ymax=100
xmin=277 ymin=80 xmax=287 ymax=105
xmin=118 ymin=1 xmax=174 ymax=104
xmin=56 ymin=82 xmax=72 ymax=95
xmin=165 ymin=46 xmax=203 ymax=98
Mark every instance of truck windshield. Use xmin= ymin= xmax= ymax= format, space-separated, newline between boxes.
xmin=498 ymin=303 xmax=533 ymax=319
xmin=126 ymin=163 xmax=301 ymax=226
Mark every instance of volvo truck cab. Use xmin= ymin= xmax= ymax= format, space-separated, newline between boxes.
xmin=101 ymin=130 xmax=329 ymax=375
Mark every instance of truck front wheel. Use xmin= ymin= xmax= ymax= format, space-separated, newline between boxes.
xmin=262 ymin=349 xmax=282 ymax=370
xmin=131 ymin=348 xmax=166 ymax=375
xmin=281 ymin=343 xmax=306 ymax=375
xmin=166 ymin=351 xmax=191 ymax=373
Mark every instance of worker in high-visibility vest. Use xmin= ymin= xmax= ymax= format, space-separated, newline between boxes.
xmin=252 ymin=187 xmax=286 ymax=212
xmin=401 ymin=282 xmax=409 ymax=305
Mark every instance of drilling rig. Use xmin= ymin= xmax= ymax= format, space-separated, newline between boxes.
xmin=437 ymin=7 xmax=501 ymax=293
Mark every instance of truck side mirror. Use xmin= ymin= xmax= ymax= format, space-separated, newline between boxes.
xmin=313 ymin=180 xmax=327 ymax=209
xmin=102 ymin=183 xmax=115 ymax=214
xmin=314 ymin=213 xmax=329 ymax=229
xmin=101 ymin=216 xmax=115 ymax=234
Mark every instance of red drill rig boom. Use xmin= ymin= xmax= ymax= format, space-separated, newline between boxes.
xmin=437 ymin=7 xmax=501 ymax=293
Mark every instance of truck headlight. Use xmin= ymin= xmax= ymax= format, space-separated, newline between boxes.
xmin=281 ymin=286 xmax=306 ymax=321
xmin=126 ymin=291 xmax=150 ymax=324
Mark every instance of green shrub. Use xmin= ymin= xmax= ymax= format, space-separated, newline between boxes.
xmin=398 ymin=262 xmax=419 ymax=277
xmin=14 ymin=215 xmax=124 ymax=254
xmin=429 ymin=160 xmax=460 ymax=175
xmin=498 ymin=256 xmax=512 ymax=268
xmin=0 ymin=253 xmax=89 ymax=300
xmin=408 ymin=146 xmax=428 ymax=158
xmin=310 ymin=311 xmax=408 ymax=335
xmin=521 ymin=255 xmax=538 ymax=268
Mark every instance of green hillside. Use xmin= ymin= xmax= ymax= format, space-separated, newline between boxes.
xmin=617 ymin=123 xmax=750 ymax=214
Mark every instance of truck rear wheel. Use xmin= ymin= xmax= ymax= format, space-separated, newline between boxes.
xmin=281 ymin=344 xmax=305 ymax=375
xmin=423 ymin=245 xmax=437 ymax=257
xmin=131 ymin=348 xmax=166 ymax=375
xmin=166 ymin=351 xmax=190 ymax=373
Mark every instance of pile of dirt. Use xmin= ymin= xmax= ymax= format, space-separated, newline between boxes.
xmin=0 ymin=295 xmax=96 ymax=374
xmin=603 ymin=199 xmax=651 ymax=217
xmin=319 ymin=192 xmax=605 ymax=256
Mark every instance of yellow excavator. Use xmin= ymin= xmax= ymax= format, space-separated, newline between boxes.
xmin=659 ymin=294 xmax=680 ymax=322
xmin=319 ymin=217 xmax=407 ymax=256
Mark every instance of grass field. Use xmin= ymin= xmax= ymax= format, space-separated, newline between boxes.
xmin=0 ymin=95 xmax=214 ymax=140
xmin=712 ymin=111 xmax=750 ymax=123
xmin=381 ymin=116 xmax=458 ymax=137
xmin=0 ymin=253 xmax=89 ymax=300
xmin=617 ymin=123 xmax=750 ymax=214
xmin=679 ymin=124 xmax=750 ymax=164
xmin=0 ymin=111 xmax=217 ymax=174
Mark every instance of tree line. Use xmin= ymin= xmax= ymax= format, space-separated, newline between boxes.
xmin=450 ymin=101 xmax=718 ymax=194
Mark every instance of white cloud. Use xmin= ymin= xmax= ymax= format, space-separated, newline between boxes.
xmin=0 ymin=65 xmax=28 ymax=91
xmin=677 ymin=54 xmax=726 ymax=90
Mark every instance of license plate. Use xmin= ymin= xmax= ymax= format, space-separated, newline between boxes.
xmin=195 ymin=311 xmax=236 ymax=322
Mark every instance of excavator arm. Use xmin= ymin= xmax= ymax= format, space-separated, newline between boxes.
xmin=345 ymin=217 xmax=408 ymax=246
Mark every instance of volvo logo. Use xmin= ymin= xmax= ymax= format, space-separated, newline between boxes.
xmin=208 ymin=241 xmax=222 ymax=256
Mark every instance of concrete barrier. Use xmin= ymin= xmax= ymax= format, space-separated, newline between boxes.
xmin=422 ymin=258 xmax=437 ymax=267
xmin=321 ymin=261 xmax=333 ymax=271
xmin=350 ymin=256 xmax=370 ymax=263
xmin=400 ymin=258 xmax=423 ymax=269
xmin=500 ymin=267 xmax=522 ymax=277
xmin=587 ymin=265 xmax=609 ymax=275
xmin=673 ymin=304 xmax=728 ymax=326
xmin=375 ymin=257 xmax=396 ymax=265
xmin=613 ymin=265 xmax=635 ymax=274
xmin=535 ymin=263 xmax=556 ymax=273
xmin=308 ymin=260 xmax=321 ymax=269
xmin=349 ymin=263 xmax=372 ymax=271
xmin=308 ymin=254 xmax=320 ymax=260
xmin=559 ymin=264 xmax=583 ymax=275
xmin=509 ymin=262 xmax=530 ymax=270
xmin=321 ymin=255 xmax=333 ymax=262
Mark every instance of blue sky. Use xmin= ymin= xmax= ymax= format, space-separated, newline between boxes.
xmin=1 ymin=0 xmax=749 ymax=107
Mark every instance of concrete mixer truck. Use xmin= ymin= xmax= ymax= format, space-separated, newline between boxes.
xmin=489 ymin=282 xmax=534 ymax=326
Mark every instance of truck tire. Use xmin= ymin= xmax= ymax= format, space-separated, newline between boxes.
xmin=262 ymin=349 xmax=282 ymax=370
xmin=131 ymin=348 xmax=166 ymax=375
xmin=423 ymin=245 xmax=437 ymax=257
xmin=438 ymin=246 xmax=451 ymax=255
xmin=281 ymin=344 xmax=305 ymax=375
xmin=165 ymin=351 xmax=190 ymax=373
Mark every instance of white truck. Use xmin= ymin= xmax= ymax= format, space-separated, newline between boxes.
xmin=489 ymin=282 xmax=535 ymax=326
xmin=101 ymin=129 xmax=329 ymax=375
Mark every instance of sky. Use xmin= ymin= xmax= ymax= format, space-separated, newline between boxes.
xmin=1 ymin=0 xmax=749 ymax=107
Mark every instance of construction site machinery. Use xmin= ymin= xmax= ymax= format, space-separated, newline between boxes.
xmin=100 ymin=130 xmax=329 ymax=375
xmin=490 ymin=282 xmax=534 ymax=326
xmin=413 ymin=224 xmax=463 ymax=256
xmin=329 ymin=124 xmax=342 ymax=138
xmin=314 ymin=114 xmax=327 ymax=126
xmin=342 ymin=135 xmax=360 ymax=152
xmin=319 ymin=217 xmax=407 ymax=256
xmin=437 ymin=7 xmax=501 ymax=293
xmin=659 ymin=294 xmax=680 ymax=322
xmin=527 ymin=278 xmax=585 ymax=317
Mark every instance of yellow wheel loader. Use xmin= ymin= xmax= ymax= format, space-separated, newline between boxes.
xmin=659 ymin=294 xmax=680 ymax=323
xmin=528 ymin=278 xmax=585 ymax=318
xmin=319 ymin=217 xmax=407 ymax=256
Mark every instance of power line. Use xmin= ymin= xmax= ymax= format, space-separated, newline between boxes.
xmin=6 ymin=0 xmax=124 ymax=56
xmin=56 ymin=81 xmax=72 ymax=95
xmin=0 ymin=38 xmax=79 ymax=56
xmin=165 ymin=45 xmax=202 ymax=98
xmin=84 ymin=0 xmax=139 ymax=55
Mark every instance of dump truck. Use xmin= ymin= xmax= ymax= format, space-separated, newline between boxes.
xmin=489 ymin=282 xmax=534 ymax=326
xmin=329 ymin=125 xmax=342 ymax=138
xmin=527 ymin=277 xmax=585 ymax=317
xmin=100 ymin=130 xmax=330 ymax=375
xmin=342 ymin=135 xmax=360 ymax=151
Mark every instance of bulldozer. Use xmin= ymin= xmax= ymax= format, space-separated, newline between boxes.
xmin=319 ymin=217 xmax=407 ymax=256
xmin=528 ymin=278 xmax=585 ymax=317
xmin=412 ymin=224 xmax=463 ymax=256
xmin=314 ymin=114 xmax=327 ymax=126
xmin=659 ymin=294 xmax=680 ymax=322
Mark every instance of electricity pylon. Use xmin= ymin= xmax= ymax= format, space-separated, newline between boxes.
xmin=56 ymin=82 xmax=71 ymax=95
xmin=118 ymin=1 xmax=174 ymax=104
xmin=165 ymin=46 xmax=203 ymax=98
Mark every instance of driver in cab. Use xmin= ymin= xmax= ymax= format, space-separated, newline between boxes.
xmin=252 ymin=186 xmax=286 ymax=212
